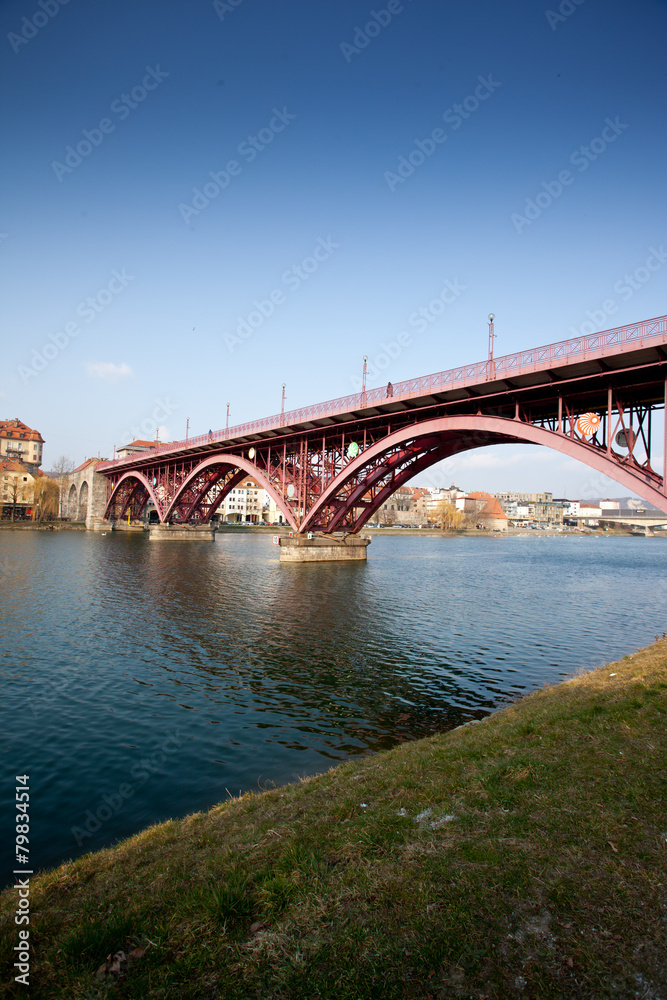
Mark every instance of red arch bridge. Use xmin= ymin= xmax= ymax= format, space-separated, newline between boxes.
xmin=99 ymin=314 xmax=667 ymax=535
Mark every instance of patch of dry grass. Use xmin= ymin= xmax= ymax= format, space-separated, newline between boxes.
xmin=1 ymin=640 xmax=666 ymax=998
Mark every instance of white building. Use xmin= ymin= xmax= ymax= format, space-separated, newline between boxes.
xmin=221 ymin=476 xmax=265 ymax=523
xmin=262 ymin=493 xmax=288 ymax=524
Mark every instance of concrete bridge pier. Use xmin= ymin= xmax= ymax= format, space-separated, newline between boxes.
xmin=279 ymin=534 xmax=370 ymax=562
xmin=148 ymin=523 xmax=216 ymax=541
xmin=86 ymin=516 xmax=112 ymax=531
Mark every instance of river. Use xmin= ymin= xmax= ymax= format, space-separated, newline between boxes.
xmin=1 ymin=530 xmax=665 ymax=876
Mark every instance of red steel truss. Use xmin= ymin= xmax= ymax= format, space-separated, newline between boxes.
xmin=100 ymin=315 xmax=667 ymax=531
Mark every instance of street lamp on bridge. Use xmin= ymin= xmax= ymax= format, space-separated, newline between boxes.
xmin=226 ymin=403 xmax=230 ymax=432
xmin=488 ymin=313 xmax=496 ymax=363
xmin=487 ymin=313 xmax=496 ymax=381
xmin=362 ymin=355 xmax=368 ymax=406
xmin=281 ymin=383 xmax=286 ymax=418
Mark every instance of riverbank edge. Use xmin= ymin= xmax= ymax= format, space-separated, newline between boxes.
xmin=1 ymin=639 xmax=666 ymax=998
xmin=0 ymin=523 xmax=651 ymax=538
xmin=0 ymin=522 xmax=86 ymax=531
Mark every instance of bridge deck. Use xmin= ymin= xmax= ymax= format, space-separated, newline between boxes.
xmin=98 ymin=315 xmax=667 ymax=473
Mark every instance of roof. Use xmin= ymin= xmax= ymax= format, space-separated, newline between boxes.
xmin=72 ymin=458 xmax=102 ymax=473
xmin=478 ymin=497 xmax=508 ymax=520
xmin=0 ymin=458 xmax=34 ymax=475
xmin=119 ymin=440 xmax=162 ymax=450
xmin=0 ymin=418 xmax=44 ymax=443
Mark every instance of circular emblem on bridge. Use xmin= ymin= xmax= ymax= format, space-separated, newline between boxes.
xmin=347 ymin=442 xmax=360 ymax=458
xmin=248 ymin=447 xmax=255 ymax=459
xmin=576 ymin=412 xmax=601 ymax=436
xmin=286 ymin=484 xmax=296 ymax=498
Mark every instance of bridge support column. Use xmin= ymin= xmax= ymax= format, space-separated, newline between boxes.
xmin=149 ymin=523 xmax=216 ymax=541
xmin=86 ymin=516 xmax=112 ymax=531
xmin=279 ymin=534 xmax=370 ymax=562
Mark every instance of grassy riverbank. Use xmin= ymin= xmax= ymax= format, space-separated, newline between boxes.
xmin=2 ymin=642 xmax=666 ymax=999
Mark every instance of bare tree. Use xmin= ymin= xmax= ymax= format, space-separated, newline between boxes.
xmin=49 ymin=456 xmax=75 ymax=519
xmin=4 ymin=476 xmax=27 ymax=522
xmin=379 ymin=502 xmax=396 ymax=526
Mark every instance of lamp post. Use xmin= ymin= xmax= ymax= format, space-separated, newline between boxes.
xmin=185 ymin=417 xmax=190 ymax=441
xmin=487 ymin=313 xmax=496 ymax=380
xmin=226 ymin=403 xmax=230 ymax=432
xmin=362 ymin=355 xmax=368 ymax=406
xmin=281 ymin=383 xmax=286 ymax=418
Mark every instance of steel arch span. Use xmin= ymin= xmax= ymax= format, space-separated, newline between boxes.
xmin=161 ymin=454 xmax=297 ymax=527
xmin=104 ymin=455 xmax=297 ymax=528
xmin=301 ymin=415 xmax=666 ymax=534
xmin=103 ymin=470 xmax=160 ymax=523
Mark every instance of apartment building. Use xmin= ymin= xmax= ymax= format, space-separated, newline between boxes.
xmin=0 ymin=418 xmax=44 ymax=472
xmin=495 ymin=491 xmax=564 ymax=526
xmin=221 ymin=477 xmax=265 ymax=523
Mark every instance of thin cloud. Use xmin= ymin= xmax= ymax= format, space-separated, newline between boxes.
xmin=85 ymin=362 xmax=134 ymax=384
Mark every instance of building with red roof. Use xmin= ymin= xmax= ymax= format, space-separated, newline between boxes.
xmin=0 ymin=418 xmax=44 ymax=471
xmin=115 ymin=439 xmax=162 ymax=459
xmin=458 ymin=491 xmax=509 ymax=531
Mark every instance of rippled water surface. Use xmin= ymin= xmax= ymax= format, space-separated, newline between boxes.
xmin=1 ymin=529 xmax=665 ymax=874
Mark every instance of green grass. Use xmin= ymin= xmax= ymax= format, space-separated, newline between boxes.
xmin=2 ymin=641 xmax=666 ymax=998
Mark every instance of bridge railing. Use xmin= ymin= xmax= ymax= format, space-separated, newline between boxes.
xmin=98 ymin=314 xmax=666 ymax=471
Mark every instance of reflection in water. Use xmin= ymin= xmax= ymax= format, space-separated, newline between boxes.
xmin=1 ymin=530 xmax=665 ymax=874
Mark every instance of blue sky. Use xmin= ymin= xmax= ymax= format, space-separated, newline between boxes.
xmin=1 ymin=0 xmax=665 ymax=495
